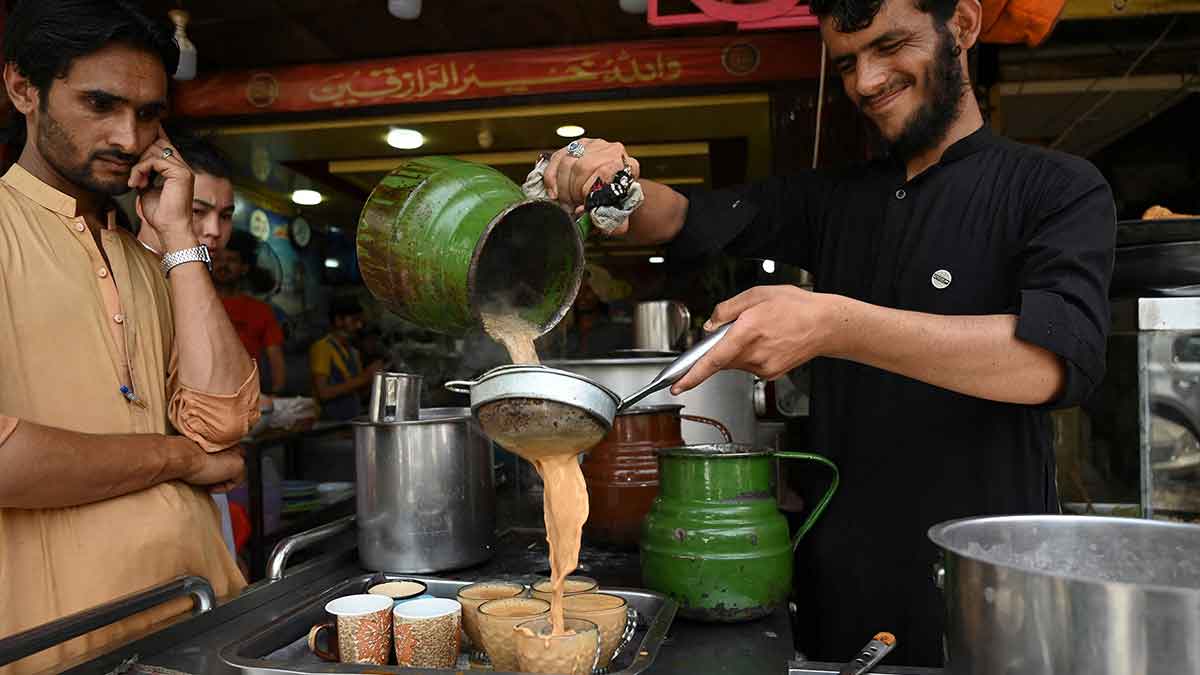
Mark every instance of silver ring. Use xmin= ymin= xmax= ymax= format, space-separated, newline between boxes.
xmin=161 ymin=147 xmax=174 ymax=160
xmin=566 ymin=140 xmax=586 ymax=158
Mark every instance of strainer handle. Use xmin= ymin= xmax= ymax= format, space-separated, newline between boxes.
xmin=444 ymin=380 xmax=475 ymax=394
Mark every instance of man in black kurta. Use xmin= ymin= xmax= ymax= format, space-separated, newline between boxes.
xmin=540 ymin=0 xmax=1115 ymax=666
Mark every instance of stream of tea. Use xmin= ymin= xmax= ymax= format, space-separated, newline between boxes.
xmin=481 ymin=312 xmax=598 ymax=636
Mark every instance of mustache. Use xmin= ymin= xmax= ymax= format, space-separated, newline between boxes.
xmin=862 ymin=77 xmax=915 ymax=108
xmin=92 ymin=150 xmax=139 ymax=165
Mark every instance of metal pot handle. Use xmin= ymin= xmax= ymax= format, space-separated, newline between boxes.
xmin=680 ymin=414 xmax=732 ymax=443
xmin=267 ymin=515 xmax=355 ymax=581
xmin=671 ymin=302 xmax=691 ymax=349
xmin=0 ymin=575 xmax=214 ymax=666
xmin=444 ymin=379 xmax=475 ymax=394
xmin=774 ymin=452 xmax=840 ymax=551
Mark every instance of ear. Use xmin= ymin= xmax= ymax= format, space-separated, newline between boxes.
xmin=4 ymin=62 xmax=38 ymax=115
xmin=953 ymin=0 xmax=984 ymax=51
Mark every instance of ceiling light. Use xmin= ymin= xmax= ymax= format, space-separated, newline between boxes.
xmin=619 ymin=0 xmax=648 ymax=13
xmin=292 ymin=189 xmax=323 ymax=206
xmin=324 ymin=258 xmax=341 ymax=269
xmin=762 ymin=259 xmax=776 ymax=274
xmin=649 ymin=256 xmax=665 ymax=264
xmin=387 ymin=0 xmax=422 ymax=19
xmin=556 ymin=125 xmax=586 ymax=138
xmin=387 ymin=128 xmax=425 ymax=149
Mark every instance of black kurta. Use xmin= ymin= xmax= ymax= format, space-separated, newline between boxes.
xmin=669 ymin=126 xmax=1115 ymax=666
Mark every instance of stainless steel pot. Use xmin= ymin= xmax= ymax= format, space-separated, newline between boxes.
xmin=353 ymin=407 xmax=495 ymax=573
xmin=547 ymin=357 xmax=757 ymax=444
xmin=929 ymin=515 xmax=1200 ymax=675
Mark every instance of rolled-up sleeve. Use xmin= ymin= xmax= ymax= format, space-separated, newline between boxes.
xmin=168 ymin=355 xmax=261 ymax=453
xmin=1013 ymin=159 xmax=1116 ymax=408
xmin=0 ymin=415 xmax=17 ymax=446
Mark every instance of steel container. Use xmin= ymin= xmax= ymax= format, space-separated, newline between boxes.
xmin=353 ymin=407 xmax=495 ymax=573
xmin=547 ymin=357 xmax=757 ymax=444
xmin=929 ymin=515 xmax=1200 ymax=675
xmin=357 ymin=156 xmax=585 ymax=336
xmin=633 ymin=301 xmax=691 ymax=352
xmin=641 ymin=443 xmax=838 ymax=622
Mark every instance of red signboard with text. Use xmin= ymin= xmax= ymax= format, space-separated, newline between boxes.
xmin=174 ymin=32 xmax=820 ymax=118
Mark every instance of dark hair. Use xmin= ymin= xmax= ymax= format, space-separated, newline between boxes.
xmin=810 ymin=0 xmax=958 ymax=32
xmin=3 ymin=0 xmax=179 ymax=145
xmin=226 ymin=229 xmax=258 ymax=266
xmin=329 ymin=297 xmax=364 ymax=324
xmin=165 ymin=127 xmax=234 ymax=180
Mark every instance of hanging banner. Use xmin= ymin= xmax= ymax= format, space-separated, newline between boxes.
xmin=174 ymin=32 xmax=820 ymax=117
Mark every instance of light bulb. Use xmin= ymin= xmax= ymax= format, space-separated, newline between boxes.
xmin=387 ymin=0 xmax=422 ymax=19
xmin=387 ymin=128 xmax=424 ymax=149
xmin=292 ymin=189 xmax=323 ymax=206
xmin=619 ymin=0 xmax=648 ymax=14
xmin=649 ymin=256 xmax=665 ymax=264
xmin=556 ymin=125 xmax=586 ymax=138
xmin=762 ymin=259 xmax=776 ymax=274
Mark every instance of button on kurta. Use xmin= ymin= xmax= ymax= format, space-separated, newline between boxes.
xmin=895 ymin=189 xmax=907 ymax=200
xmin=97 ymin=268 xmax=108 ymax=278
xmin=74 ymin=222 xmax=86 ymax=232
xmin=113 ymin=313 xmax=125 ymax=324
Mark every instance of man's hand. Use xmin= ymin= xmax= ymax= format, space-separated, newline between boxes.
xmin=671 ymin=285 xmax=843 ymax=394
xmin=543 ymin=138 xmax=640 ymax=225
xmin=180 ymin=441 xmax=247 ymax=493
xmin=130 ymin=126 xmax=197 ymax=251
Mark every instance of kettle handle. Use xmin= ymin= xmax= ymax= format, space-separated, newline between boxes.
xmin=774 ymin=452 xmax=840 ymax=551
xmin=444 ymin=380 xmax=475 ymax=394
xmin=680 ymin=414 xmax=732 ymax=443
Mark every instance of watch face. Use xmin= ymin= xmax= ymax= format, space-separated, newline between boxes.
xmin=290 ymin=217 xmax=312 ymax=248
xmin=249 ymin=209 xmax=271 ymax=241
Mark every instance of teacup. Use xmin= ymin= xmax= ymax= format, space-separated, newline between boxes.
xmin=514 ymin=616 xmax=601 ymax=675
xmin=367 ymin=579 xmax=427 ymax=605
xmin=307 ymin=594 xmax=393 ymax=665
xmin=564 ymin=592 xmax=637 ymax=668
xmin=392 ymin=597 xmax=462 ymax=668
xmin=530 ymin=575 xmax=599 ymax=603
xmin=456 ymin=581 xmax=526 ymax=652
xmin=477 ymin=596 xmax=550 ymax=672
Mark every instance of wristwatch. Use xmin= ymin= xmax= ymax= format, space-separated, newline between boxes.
xmin=161 ymin=244 xmax=212 ymax=277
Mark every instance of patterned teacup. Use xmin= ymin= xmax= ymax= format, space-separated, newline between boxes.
xmin=393 ymin=597 xmax=462 ymax=668
xmin=564 ymin=592 xmax=637 ymax=669
xmin=307 ymin=594 xmax=393 ymax=665
xmin=514 ymin=616 xmax=601 ymax=675
xmin=456 ymin=581 xmax=526 ymax=652
xmin=530 ymin=575 xmax=598 ymax=603
xmin=477 ymin=596 xmax=550 ymax=672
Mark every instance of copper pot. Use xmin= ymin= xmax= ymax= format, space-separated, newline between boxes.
xmin=582 ymin=404 xmax=729 ymax=549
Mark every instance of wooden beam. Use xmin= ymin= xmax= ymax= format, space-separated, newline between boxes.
xmin=1062 ymin=0 xmax=1200 ymax=19
xmin=328 ymin=143 xmax=711 ymax=175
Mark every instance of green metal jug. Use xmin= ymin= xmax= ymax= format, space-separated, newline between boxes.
xmin=357 ymin=156 xmax=585 ymax=336
xmin=640 ymin=443 xmax=839 ymax=622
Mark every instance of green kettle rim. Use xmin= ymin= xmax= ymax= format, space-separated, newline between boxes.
xmin=655 ymin=442 xmax=772 ymax=458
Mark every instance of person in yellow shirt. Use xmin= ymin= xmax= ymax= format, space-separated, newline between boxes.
xmin=309 ymin=298 xmax=383 ymax=420
xmin=0 ymin=1 xmax=258 ymax=672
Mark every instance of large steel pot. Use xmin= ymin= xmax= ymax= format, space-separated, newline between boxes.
xmin=353 ymin=407 xmax=495 ymax=573
xmin=547 ymin=357 xmax=757 ymax=444
xmin=929 ymin=515 xmax=1200 ymax=675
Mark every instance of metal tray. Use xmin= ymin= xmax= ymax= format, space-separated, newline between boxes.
xmin=220 ymin=573 xmax=677 ymax=674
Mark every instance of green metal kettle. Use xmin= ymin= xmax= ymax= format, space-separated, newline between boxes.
xmin=640 ymin=443 xmax=839 ymax=622
xmin=357 ymin=156 xmax=586 ymax=336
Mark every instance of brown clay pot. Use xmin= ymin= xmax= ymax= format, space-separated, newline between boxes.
xmin=582 ymin=404 xmax=729 ymax=549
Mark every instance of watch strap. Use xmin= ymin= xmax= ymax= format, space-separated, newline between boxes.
xmin=161 ymin=244 xmax=211 ymax=277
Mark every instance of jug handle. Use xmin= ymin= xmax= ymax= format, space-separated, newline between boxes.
xmin=444 ymin=380 xmax=475 ymax=394
xmin=680 ymin=414 xmax=732 ymax=443
xmin=671 ymin=302 xmax=691 ymax=348
xmin=775 ymin=452 xmax=840 ymax=551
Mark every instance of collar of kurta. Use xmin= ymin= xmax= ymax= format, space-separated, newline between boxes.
xmin=2 ymin=163 xmax=118 ymax=228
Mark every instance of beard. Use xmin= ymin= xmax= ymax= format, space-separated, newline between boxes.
xmin=878 ymin=25 xmax=967 ymax=163
xmin=37 ymin=106 xmax=137 ymax=197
